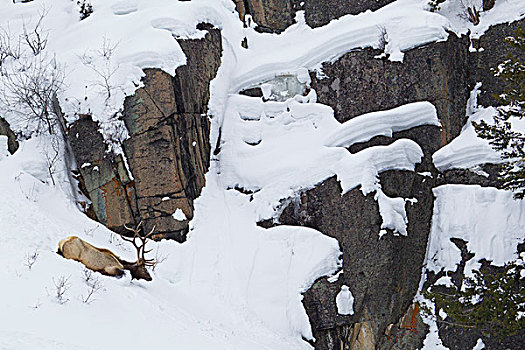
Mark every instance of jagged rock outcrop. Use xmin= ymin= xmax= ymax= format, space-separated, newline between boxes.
xmin=287 ymin=15 xmax=525 ymax=350
xmin=311 ymin=31 xmax=470 ymax=145
xmin=122 ymin=24 xmax=221 ymax=241
xmin=470 ymin=19 xmax=525 ymax=107
xmin=68 ymin=24 xmax=222 ymax=241
xmin=0 ymin=116 xmax=19 ymax=154
xmin=68 ymin=115 xmax=137 ymax=231
xmin=278 ymin=168 xmax=434 ymax=350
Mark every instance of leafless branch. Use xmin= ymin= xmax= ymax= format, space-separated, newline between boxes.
xmin=78 ymin=37 xmax=120 ymax=102
xmin=22 ymin=8 xmax=49 ymax=56
xmin=52 ymin=276 xmax=71 ymax=304
xmin=24 ymin=248 xmax=39 ymax=270
xmin=81 ymin=269 xmax=103 ymax=304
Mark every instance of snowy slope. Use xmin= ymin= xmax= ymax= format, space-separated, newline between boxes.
xmin=1 ymin=0 xmax=525 ymax=349
xmin=0 ymin=136 xmax=341 ymax=349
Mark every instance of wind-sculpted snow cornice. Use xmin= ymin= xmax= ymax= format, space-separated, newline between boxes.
xmin=219 ymin=94 xmax=426 ymax=227
xmin=230 ymin=1 xmax=451 ymax=92
xmin=324 ymin=102 xmax=440 ymax=149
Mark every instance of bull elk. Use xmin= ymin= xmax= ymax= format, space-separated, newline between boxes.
xmin=57 ymin=222 xmax=156 ymax=281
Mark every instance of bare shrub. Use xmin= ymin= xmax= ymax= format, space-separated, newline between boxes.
xmin=24 ymin=249 xmax=39 ymax=270
xmin=151 ymin=247 xmax=168 ymax=272
xmin=22 ymin=9 xmax=48 ymax=56
xmin=0 ymin=9 xmax=64 ymax=136
xmin=52 ymin=276 xmax=71 ymax=304
xmin=78 ymin=37 xmax=120 ymax=102
xmin=377 ymin=26 xmax=388 ymax=51
xmin=81 ymin=269 xmax=103 ymax=304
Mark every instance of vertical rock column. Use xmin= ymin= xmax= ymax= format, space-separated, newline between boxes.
xmin=122 ymin=25 xmax=222 ymax=242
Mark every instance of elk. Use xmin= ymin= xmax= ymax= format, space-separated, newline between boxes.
xmin=118 ymin=222 xmax=156 ymax=281
xmin=57 ymin=222 xmax=156 ymax=281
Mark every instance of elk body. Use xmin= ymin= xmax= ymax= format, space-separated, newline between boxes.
xmin=57 ymin=236 xmax=127 ymax=277
xmin=57 ymin=222 xmax=156 ymax=281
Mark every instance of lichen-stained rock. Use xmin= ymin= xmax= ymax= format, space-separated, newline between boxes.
xmin=0 ymin=116 xmax=19 ymax=154
xmin=68 ymin=23 xmax=221 ymax=241
xmin=311 ymin=32 xmax=470 ymax=145
xmin=67 ymin=115 xmax=136 ymax=231
xmin=292 ymin=0 xmax=396 ymax=28
xmin=469 ymin=19 xmax=525 ymax=107
xmin=121 ymin=25 xmax=221 ymax=242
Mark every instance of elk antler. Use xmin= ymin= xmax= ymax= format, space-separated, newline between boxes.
xmin=122 ymin=221 xmax=156 ymax=267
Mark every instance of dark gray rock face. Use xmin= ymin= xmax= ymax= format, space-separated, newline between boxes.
xmin=295 ymin=18 xmax=525 ymax=350
xmin=292 ymin=0 xmax=395 ymax=28
xmin=483 ymin=0 xmax=496 ymax=11
xmin=441 ymin=164 xmax=501 ymax=188
xmin=311 ymin=32 xmax=470 ymax=144
xmin=68 ymin=25 xmax=221 ymax=241
xmin=233 ymin=0 xmax=396 ymax=32
xmin=278 ymin=168 xmax=434 ymax=350
xmin=0 ymin=116 xmax=19 ymax=154
xmin=469 ymin=19 xmax=525 ymax=107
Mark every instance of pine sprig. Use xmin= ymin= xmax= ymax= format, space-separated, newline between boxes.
xmin=474 ymin=26 xmax=525 ymax=199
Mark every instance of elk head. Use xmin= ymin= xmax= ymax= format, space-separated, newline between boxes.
xmin=119 ymin=222 xmax=156 ymax=281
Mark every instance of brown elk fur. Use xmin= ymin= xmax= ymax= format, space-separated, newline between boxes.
xmin=57 ymin=236 xmax=152 ymax=281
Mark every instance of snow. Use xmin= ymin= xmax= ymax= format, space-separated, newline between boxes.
xmin=0 ymin=135 xmax=341 ymax=349
xmin=325 ymin=101 xmax=440 ymax=148
xmin=434 ymin=276 xmax=453 ymax=287
xmin=231 ymin=0 xmax=451 ymax=91
xmin=172 ymin=208 xmax=187 ymax=221
xmin=2 ymin=0 xmax=525 ymax=348
xmin=433 ymin=0 xmax=525 ymax=39
xmin=473 ymin=338 xmax=486 ymax=350
xmin=426 ymin=184 xmax=525 ymax=275
xmin=0 ymin=135 xmax=8 ymax=160
xmin=376 ymin=189 xmax=411 ymax=237
xmin=218 ymin=93 xmax=431 ymax=236
xmin=433 ymin=84 xmax=502 ymax=171
xmin=335 ymin=285 xmax=354 ymax=316
xmin=418 ymin=295 xmax=451 ymax=350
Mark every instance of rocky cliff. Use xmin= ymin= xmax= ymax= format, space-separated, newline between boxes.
xmin=63 ymin=2 xmax=524 ymax=349
xmin=68 ymin=24 xmax=222 ymax=242
xmin=232 ymin=1 xmax=524 ymax=349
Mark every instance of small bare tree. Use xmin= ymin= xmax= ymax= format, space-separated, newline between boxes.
xmin=81 ymin=269 xmax=103 ymax=304
xmin=0 ymin=8 xmax=64 ymax=136
xmin=24 ymin=248 xmax=39 ymax=270
xmin=52 ymin=276 xmax=71 ymax=304
xmin=0 ymin=54 xmax=64 ymax=135
xmin=22 ymin=8 xmax=48 ymax=56
xmin=79 ymin=37 xmax=120 ymax=102
xmin=0 ymin=27 xmax=22 ymax=67
xmin=151 ymin=247 xmax=168 ymax=272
